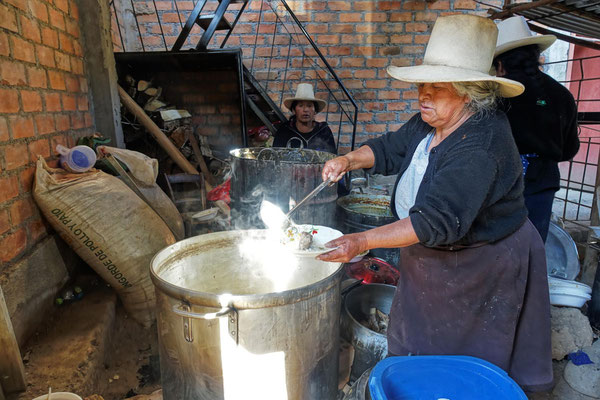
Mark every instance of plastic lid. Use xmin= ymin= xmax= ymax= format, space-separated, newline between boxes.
xmin=369 ymin=356 xmax=527 ymax=400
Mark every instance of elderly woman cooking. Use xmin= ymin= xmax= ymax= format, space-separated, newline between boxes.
xmin=319 ymin=15 xmax=553 ymax=392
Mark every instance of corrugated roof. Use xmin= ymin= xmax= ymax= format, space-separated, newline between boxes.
xmin=491 ymin=0 xmax=600 ymax=41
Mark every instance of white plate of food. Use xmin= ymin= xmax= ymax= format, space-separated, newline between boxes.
xmin=281 ymin=224 xmax=343 ymax=256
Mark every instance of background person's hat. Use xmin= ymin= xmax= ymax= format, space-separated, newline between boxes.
xmin=494 ymin=16 xmax=556 ymax=58
xmin=283 ymin=83 xmax=327 ymax=113
xmin=386 ymin=14 xmax=524 ymax=98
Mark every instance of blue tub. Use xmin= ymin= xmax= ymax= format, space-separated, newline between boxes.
xmin=368 ymin=356 xmax=527 ymax=400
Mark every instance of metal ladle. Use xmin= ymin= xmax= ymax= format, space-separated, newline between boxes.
xmin=284 ymin=177 xmax=334 ymax=224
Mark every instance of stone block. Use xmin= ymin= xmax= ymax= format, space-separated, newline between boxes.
xmin=551 ymin=306 xmax=594 ymax=360
xmin=0 ymin=235 xmax=70 ymax=347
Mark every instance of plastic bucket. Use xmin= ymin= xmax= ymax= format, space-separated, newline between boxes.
xmin=368 ymin=356 xmax=527 ymax=400
xmin=56 ymin=145 xmax=96 ymax=173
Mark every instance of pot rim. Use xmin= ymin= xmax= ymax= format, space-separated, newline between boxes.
xmin=336 ymin=194 xmax=394 ymax=216
xmin=150 ymin=230 xmax=344 ymax=310
xmin=343 ymin=283 xmax=396 ymax=338
xmin=230 ymin=147 xmax=335 ymax=164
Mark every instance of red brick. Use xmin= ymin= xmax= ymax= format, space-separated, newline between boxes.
xmin=0 ymin=4 xmax=18 ymax=32
xmin=71 ymin=57 xmax=83 ymax=74
xmin=366 ymin=80 xmax=388 ymax=89
xmin=403 ymin=45 xmax=425 ymax=54
xmin=0 ymin=175 xmax=19 ymax=202
xmin=366 ymin=58 xmax=388 ymax=68
xmin=402 ymin=90 xmax=419 ymax=99
xmin=34 ymin=114 xmax=55 ymax=134
xmin=65 ymin=19 xmax=79 ymax=38
xmin=49 ymin=8 xmax=66 ymax=31
xmin=55 ymin=0 xmax=69 ymax=14
xmin=41 ymin=26 xmax=59 ymax=48
xmin=388 ymin=102 xmax=409 ymax=111
xmin=0 ymin=209 xmax=9 ymax=235
xmin=65 ymin=75 xmax=79 ymax=92
xmin=71 ymin=113 xmax=84 ymax=129
xmin=328 ymin=1 xmax=352 ymax=11
xmin=0 ymin=228 xmax=27 ymax=263
xmin=26 ymin=66 xmax=47 ymax=88
xmin=454 ymin=0 xmax=477 ymax=9
xmin=45 ymin=92 xmax=61 ymax=112
xmin=415 ymin=34 xmax=431 ymax=44
xmin=4 ymin=142 xmax=28 ymax=170
xmin=28 ymin=217 xmax=47 ymax=243
xmin=77 ymin=95 xmax=88 ymax=111
xmin=0 ymin=88 xmax=20 ymax=113
xmin=11 ymin=36 xmax=36 ymax=63
xmin=55 ymin=114 xmax=70 ymax=130
xmin=365 ymin=13 xmax=388 ymax=22
xmin=4 ymin=0 xmax=27 ymax=11
xmin=406 ymin=23 xmax=429 ymax=32
xmin=356 ymin=25 xmax=378 ymax=33
xmin=21 ymin=90 xmax=43 ymax=112
xmin=29 ymin=0 xmax=49 ymax=22
xmin=69 ymin=0 xmax=79 ymax=20
xmin=0 ymin=31 xmax=8 ymax=57
xmin=55 ymin=50 xmax=71 ymax=71
xmin=0 ymin=117 xmax=8 ymax=142
xmin=390 ymin=12 xmax=413 ymax=22
xmin=317 ymin=35 xmax=339 ymax=45
xmin=28 ymin=138 xmax=50 ymax=161
xmin=381 ymin=46 xmax=402 ymax=56
xmin=20 ymin=16 xmax=41 ymax=43
xmin=62 ymin=94 xmax=76 ymax=111
xmin=365 ymin=124 xmax=387 ymax=133
xmin=378 ymin=1 xmax=402 ymax=10
xmin=313 ymin=13 xmax=337 ymax=22
xmin=10 ymin=116 xmax=35 ymax=139
xmin=0 ymin=60 xmax=26 ymax=85
xmin=10 ymin=198 xmax=34 ymax=226
xmin=415 ymin=12 xmax=438 ymax=22
xmin=330 ymin=24 xmax=355 ymax=34
xmin=355 ymin=69 xmax=377 ymax=79
xmin=72 ymin=41 xmax=82 ymax=57
xmin=428 ymin=0 xmax=450 ymax=9
xmin=379 ymin=90 xmax=402 ymax=100
xmin=36 ymin=44 xmax=55 ymax=67
xmin=403 ymin=1 xmax=426 ymax=10
xmin=368 ymin=34 xmax=389 ymax=44
xmin=84 ymin=112 xmax=92 ymax=128
xmin=304 ymin=1 xmax=326 ymax=10
xmin=48 ymin=70 xmax=66 ymax=90
xmin=19 ymin=166 xmax=35 ymax=193
xmin=390 ymin=34 xmax=414 ymax=44
xmin=327 ymin=46 xmax=352 ymax=56
xmin=339 ymin=13 xmax=362 ymax=23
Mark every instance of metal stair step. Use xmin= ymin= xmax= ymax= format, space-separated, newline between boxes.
xmin=198 ymin=14 xmax=232 ymax=31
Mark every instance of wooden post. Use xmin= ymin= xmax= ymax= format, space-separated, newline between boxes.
xmin=0 ymin=285 xmax=26 ymax=394
xmin=186 ymin=130 xmax=215 ymax=190
xmin=117 ymin=85 xmax=200 ymax=176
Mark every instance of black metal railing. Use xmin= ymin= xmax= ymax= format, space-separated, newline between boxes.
xmin=109 ymin=0 xmax=358 ymax=153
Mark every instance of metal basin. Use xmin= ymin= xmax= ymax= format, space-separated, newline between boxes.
xmin=150 ymin=230 xmax=343 ymax=400
xmin=341 ymin=283 xmax=396 ymax=383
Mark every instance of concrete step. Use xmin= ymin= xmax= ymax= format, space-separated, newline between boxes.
xmin=12 ymin=285 xmax=117 ymax=399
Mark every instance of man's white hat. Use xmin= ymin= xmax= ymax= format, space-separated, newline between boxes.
xmin=494 ymin=16 xmax=557 ymax=58
xmin=283 ymin=83 xmax=327 ymax=113
xmin=387 ymin=14 xmax=524 ymax=98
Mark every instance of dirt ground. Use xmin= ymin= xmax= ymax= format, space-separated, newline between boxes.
xmin=10 ymin=281 xmax=161 ymax=400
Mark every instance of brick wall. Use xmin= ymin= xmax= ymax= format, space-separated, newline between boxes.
xmin=110 ymin=0 xmax=503 ymax=153
xmin=0 ymin=0 xmax=94 ymax=266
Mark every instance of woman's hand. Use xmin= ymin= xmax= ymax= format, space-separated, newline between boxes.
xmin=322 ymin=156 xmax=350 ymax=182
xmin=317 ymin=232 xmax=369 ymax=263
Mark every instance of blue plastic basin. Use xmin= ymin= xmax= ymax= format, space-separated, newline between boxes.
xmin=368 ymin=356 xmax=527 ymax=400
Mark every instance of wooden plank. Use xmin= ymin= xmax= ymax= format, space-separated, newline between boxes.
xmin=185 ymin=130 xmax=215 ymax=190
xmin=0 ymin=284 xmax=26 ymax=394
xmin=117 ymin=85 xmax=201 ymax=176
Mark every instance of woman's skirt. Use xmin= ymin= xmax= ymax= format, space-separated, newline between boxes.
xmin=387 ymin=219 xmax=553 ymax=392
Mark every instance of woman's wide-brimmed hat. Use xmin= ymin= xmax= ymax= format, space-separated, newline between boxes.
xmin=494 ymin=16 xmax=557 ymax=57
xmin=283 ymin=83 xmax=327 ymax=113
xmin=386 ymin=14 xmax=524 ymax=98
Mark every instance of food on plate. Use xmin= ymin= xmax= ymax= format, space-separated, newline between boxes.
xmin=282 ymin=226 xmax=319 ymax=251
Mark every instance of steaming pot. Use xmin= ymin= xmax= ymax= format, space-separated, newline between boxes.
xmin=229 ymin=147 xmax=337 ymax=228
xmin=150 ymin=230 xmax=343 ymax=399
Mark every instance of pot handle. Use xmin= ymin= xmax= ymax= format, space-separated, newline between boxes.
xmin=172 ymin=303 xmax=238 ymax=344
xmin=172 ymin=304 xmax=232 ymax=319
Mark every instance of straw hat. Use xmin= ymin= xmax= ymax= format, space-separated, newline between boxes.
xmin=495 ymin=16 xmax=556 ymax=58
xmin=387 ymin=14 xmax=524 ymax=98
xmin=283 ymin=83 xmax=327 ymax=113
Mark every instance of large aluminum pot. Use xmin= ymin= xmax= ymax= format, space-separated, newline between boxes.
xmin=341 ymin=283 xmax=395 ymax=383
xmin=230 ymin=147 xmax=337 ymax=229
xmin=337 ymin=194 xmax=401 ymax=266
xmin=150 ymin=230 xmax=343 ymax=400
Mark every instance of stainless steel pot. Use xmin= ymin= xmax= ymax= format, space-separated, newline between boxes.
xmin=336 ymin=194 xmax=401 ymax=266
xmin=150 ymin=230 xmax=343 ymax=400
xmin=341 ymin=283 xmax=396 ymax=383
xmin=230 ymin=147 xmax=337 ymax=229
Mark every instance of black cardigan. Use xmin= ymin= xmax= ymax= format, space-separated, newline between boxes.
xmin=364 ymin=111 xmax=527 ymax=247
